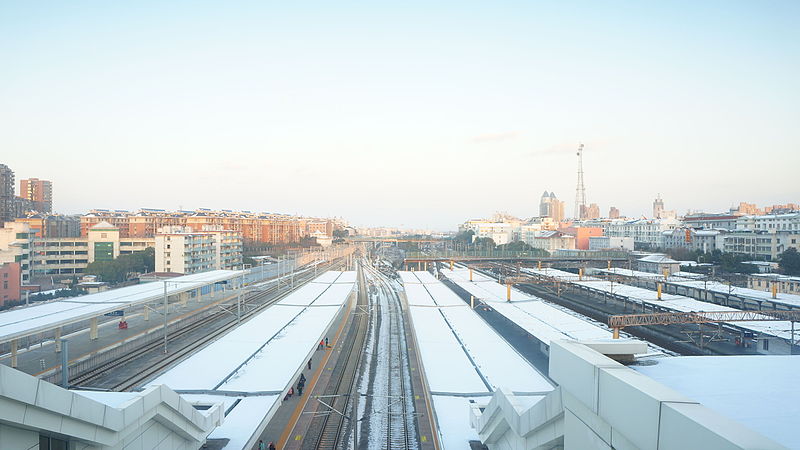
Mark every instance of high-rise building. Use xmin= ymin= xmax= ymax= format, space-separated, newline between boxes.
xmin=19 ymin=178 xmax=53 ymax=213
xmin=586 ymin=203 xmax=600 ymax=220
xmin=540 ymin=191 xmax=565 ymax=223
xmin=0 ymin=164 xmax=14 ymax=224
xmin=609 ymin=206 xmax=620 ymax=219
xmin=653 ymin=194 xmax=665 ymax=219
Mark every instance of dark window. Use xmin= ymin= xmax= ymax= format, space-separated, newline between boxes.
xmin=763 ymin=339 xmax=769 ymax=351
xmin=39 ymin=435 xmax=68 ymax=450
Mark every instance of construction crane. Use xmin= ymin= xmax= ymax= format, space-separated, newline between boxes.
xmin=608 ymin=310 xmax=800 ymax=339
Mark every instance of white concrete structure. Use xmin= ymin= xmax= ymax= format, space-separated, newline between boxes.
xmin=0 ymin=363 xmax=223 ymax=450
xmin=470 ymin=340 xmax=792 ymax=449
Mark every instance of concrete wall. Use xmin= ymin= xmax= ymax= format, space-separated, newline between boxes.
xmin=470 ymin=340 xmax=787 ymax=450
xmin=0 ymin=364 xmax=223 ymax=450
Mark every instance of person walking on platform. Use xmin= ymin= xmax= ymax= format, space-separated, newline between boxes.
xmin=299 ymin=373 xmax=306 ymax=384
xmin=307 ymin=359 xmax=312 ymax=370
xmin=318 ymin=339 xmax=324 ymax=350
xmin=258 ymin=440 xmax=266 ymax=450
xmin=325 ymin=337 xmax=329 ymax=347
xmin=297 ymin=380 xmax=304 ymax=396
xmin=268 ymin=442 xmax=276 ymax=450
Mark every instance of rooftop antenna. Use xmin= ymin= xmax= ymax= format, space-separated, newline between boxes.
xmin=574 ymin=143 xmax=587 ymax=219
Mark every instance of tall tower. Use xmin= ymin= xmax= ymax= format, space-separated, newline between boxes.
xmin=574 ymin=143 xmax=587 ymax=219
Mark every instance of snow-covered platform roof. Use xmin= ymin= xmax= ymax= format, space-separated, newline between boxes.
xmin=440 ymin=268 xmax=639 ymax=347
xmin=400 ymin=271 xmax=553 ymax=449
xmin=146 ymin=271 xmax=356 ymax=450
xmin=527 ymin=268 xmax=798 ymax=341
xmin=0 ymin=269 xmax=241 ymax=343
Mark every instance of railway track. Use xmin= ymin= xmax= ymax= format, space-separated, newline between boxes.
xmin=303 ymin=262 xmax=371 ymax=450
xmin=69 ymin=260 xmax=346 ymax=391
xmin=368 ymin=265 xmax=418 ymax=450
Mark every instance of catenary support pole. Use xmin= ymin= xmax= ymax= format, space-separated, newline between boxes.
xmin=61 ymin=339 xmax=70 ymax=388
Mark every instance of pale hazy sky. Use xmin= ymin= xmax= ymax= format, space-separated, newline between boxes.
xmin=1 ymin=1 xmax=798 ymax=230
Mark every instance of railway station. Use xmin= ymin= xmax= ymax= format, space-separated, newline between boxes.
xmin=1 ymin=252 xmax=799 ymax=449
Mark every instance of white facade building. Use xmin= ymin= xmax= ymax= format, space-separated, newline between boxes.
xmin=588 ymin=236 xmax=634 ymax=251
xmin=736 ymin=213 xmax=800 ymax=232
xmin=155 ymin=226 xmax=242 ymax=274
xmin=522 ymin=230 xmax=576 ymax=252
xmin=719 ymin=231 xmax=800 ymax=261
xmin=605 ymin=218 xmax=680 ymax=247
xmin=0 ymin=222 xmax=31 ymax=284
xmin=660 ymin=228 xmax=722 ymax=253
xmin=460 ymin=221 xmax=514 ymax=245
xmin=638 ymin=254 xmax=681 ymax=275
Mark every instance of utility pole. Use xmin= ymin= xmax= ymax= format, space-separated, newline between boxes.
xmin=163 ymin=281 xmax=168 ymax=354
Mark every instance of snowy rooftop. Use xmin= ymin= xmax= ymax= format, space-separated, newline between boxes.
xmin=147 ymin=271 xmax=355 ymax=450
xmin=0 ymin=270 xmax=241 ymax=343
xmin=441 ymin=268 xmax=613 ymax=345
xmin=596 ymin=267 xmax=800 ymax=308
xmin=400 ymin=271 xmax=553 ymax=449
xmin=526 ymin=268 xmax=798 ymax=341
xmin=634 ymin=356 xmax=800 ymax=449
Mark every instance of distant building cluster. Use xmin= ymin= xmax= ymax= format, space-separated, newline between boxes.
xmin=79 ymin=208 xmax=338 ymax=245
xmin=0 ymin=163 xmax=53 ymax=222
xmin=0 ymin=162 xmax=346 ymax=304
xmin=460 ymin=193 xmax=800 ymax=263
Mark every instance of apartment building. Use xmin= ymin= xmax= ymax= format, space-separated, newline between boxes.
xmin=522 ymin=230 xmax=576 ymax=252
xmin=605 ymin=218 xmax=680 ymax=247
xmin=29 ymin=221 xmax=154 ymax=277
xmin=1 ymin=262 xmax=21 ymax=305
xmin=155 ymin=226 xmax=242 ymax=274
xmin=660 ymin=227 xmax=722 ymax=253
xmin=682 ymin=214 xmax=739 ymax=231
xmin=19 ymin=178 xmax=52 ymax=213
xmin=81 ymin=209 xmax=333 ymax=245
xmin=747 ymin=274 xmax=800 ymax=294
xmin=15 ymin=214 xmax=80 ymax=238
xmin=736 ymin=213 xmax=800 ymax=233
xmin=719 ymin=231 xmax=800 ymax=261
xmin=0 ymin=222 xmax=31 ymax=284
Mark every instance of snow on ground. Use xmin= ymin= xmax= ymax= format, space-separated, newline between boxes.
xmin=407 ymin=306 xmax=488 ymax=393
xmin=634 ymin=356 xmax=800 ymax=449
xmin=207 ymin=395 xmax=280 ymax=450
xmin=431 ymin=396 xmax=482 ymax=449
xmin=438 ymin=306 xmax=552 ymax=392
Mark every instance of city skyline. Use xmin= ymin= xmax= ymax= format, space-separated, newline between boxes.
xmin=2 ymin=1 xmax=799 ymax=229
